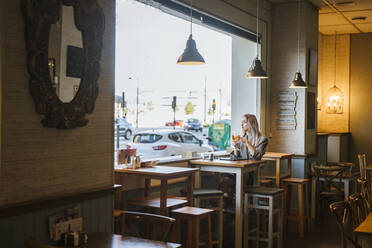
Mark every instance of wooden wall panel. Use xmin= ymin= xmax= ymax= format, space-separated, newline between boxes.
xmin=0 ymin=195 xmax=113 ymax=248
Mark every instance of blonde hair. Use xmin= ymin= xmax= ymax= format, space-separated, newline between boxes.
xmin=243 ymin=114 xmax=261 ymax=146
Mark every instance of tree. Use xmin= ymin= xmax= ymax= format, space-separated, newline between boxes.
xmin=184 ymin=101 xmax=195 ymax=115
xmin=143 ymin=101 xmax=154 ymax=112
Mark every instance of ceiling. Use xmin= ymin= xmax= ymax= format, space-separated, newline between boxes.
xmin=270 ymin=0 xmax=372 ymax=34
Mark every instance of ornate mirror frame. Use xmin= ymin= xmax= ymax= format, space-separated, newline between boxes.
xmin=22 ymin=0 xmax=105 ymax=129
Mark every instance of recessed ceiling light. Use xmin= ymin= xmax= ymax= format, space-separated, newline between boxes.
xmin=334 ymin=1 xmax=356 ymax=7
xmin=352 ymin=16 xmax=367 ymax=21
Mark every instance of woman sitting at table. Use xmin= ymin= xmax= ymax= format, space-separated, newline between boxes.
xmin=233 ymin=114 xmax=268 ymax=160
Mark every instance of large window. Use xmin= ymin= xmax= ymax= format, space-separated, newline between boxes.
xmin=115 ymin=0 xmax=258 ymax=158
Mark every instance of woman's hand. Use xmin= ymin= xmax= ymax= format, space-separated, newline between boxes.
xmin=233 ymin=140 xmax=241 ymax=148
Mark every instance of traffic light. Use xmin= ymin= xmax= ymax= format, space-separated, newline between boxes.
xmin=212 ymin=98 xmax=216 ymax=111
xmin=172 ymin=96 xmax=177 ymax=110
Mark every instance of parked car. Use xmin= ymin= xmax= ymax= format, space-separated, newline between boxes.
xmin=114 ymin=118 xmax=133 ymax=140
xmin=184 ymin=118 xmax=203 ymax=132
xmin=130 ymin=129 xmax=213 ymax=159
xmin=165 ymin=120 xmax=184 ymax=127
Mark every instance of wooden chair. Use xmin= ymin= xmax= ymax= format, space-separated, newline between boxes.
xmin=349 ymin=193 xmax=369 ymax=227
xmin=24 ymin=237 xmax=57 ymax=248
xmin=329 ymin=201 xmax=361 ymax=248
xmin=311 ymin=163 xmax=349 ymax=216
xmin=119 ymin=211 xmax=176 ymax=242
xmin=356 ymin=177 xmax=371 ymax=211
xmin=358 ymin=154 xmax=367 ymax=179
xmin=114 ymin=185 xmax=125 ymax=234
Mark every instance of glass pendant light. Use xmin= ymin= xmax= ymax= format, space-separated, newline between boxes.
xmin=177 ymin=0 xmax=205 ymax=65
xmin=247 ymin=0 xmax=268 ymax=79
xmin=290 ymin=0 xmax=307 ymax=88
xmin=326 ymin=33 xmax=344 ymax=114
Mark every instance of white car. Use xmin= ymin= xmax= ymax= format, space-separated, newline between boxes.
xmin=131 ymin=129 xmax=213 ymax=159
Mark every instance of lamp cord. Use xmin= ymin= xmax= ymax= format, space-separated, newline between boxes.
xmin=297 ymin=0 xmax=300 ymax=72
xmin=334 ymin=32 xmax=337 ymax=87
xmin=256 ymin=0 xmax=259 ymax=58
xmin=190 ymin=0 xmax=193 ymax=35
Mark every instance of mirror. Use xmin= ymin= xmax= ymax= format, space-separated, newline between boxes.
xmin=49 ymin=5 xmax=83 ymax=102
xmin=22 ymin=0 xmax=104 ymax=129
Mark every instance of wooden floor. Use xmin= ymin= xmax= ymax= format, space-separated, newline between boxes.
xmin=284 ymin=218 xmax=340 ymax=248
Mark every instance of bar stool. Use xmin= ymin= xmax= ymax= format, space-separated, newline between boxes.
xmin=172 ymin=206 xmax=214 ymax=248
xmin=282 ymin=178 xmax=310 ymax=238
xmin=193 ymin=189 xmax=224 ymax=248
xmin=244 ymin=187 xmax=284 ymax=248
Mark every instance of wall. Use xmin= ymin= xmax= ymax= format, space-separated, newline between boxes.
xmin=269 ymin=1 xmax=318 ymax=155
xmin=350 ymin=33 xmax=372 ymax=161
xmin=0 ymin=0 xmax=115 ymax=207
xmin=318 ymin=33 xmax=350 ymax=133
xmin=0 ymin=0 xmax=4 ymax=167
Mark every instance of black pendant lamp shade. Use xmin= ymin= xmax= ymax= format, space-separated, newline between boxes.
xmin=177 ymin=34 xmax=205 ymax=65
xmin=290 ymin=72 xmax=307 ymax=88
xmin=290 ymin=0 xmax=307 ymax=88
xmin=247 ymin=57 xmax=268 ymax=79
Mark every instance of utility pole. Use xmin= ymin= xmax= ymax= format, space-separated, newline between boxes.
xmin=136 ymin=87 xmax=139 ymax=128
xmin=204 ymin=77 xmax=207 ymax=124
xmin=122 ymin=91 xmax=126 ymax=118
xmin=172 ymin=96 xmax=177 ymax=130
xmin=219 ymin=87 xmax=222 ymax=120
xmin=212 ymin=98 xmax=216 ymax=124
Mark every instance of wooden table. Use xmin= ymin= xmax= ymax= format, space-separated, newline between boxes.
xmin=354 ymin=213 xmax=372 ymax=248
xmin=86 ymin=233 xmax=181 ymax=248
xmin=115 ymin=166 xmax=199 ymax=216
xmin=262 ymin=152 xmax=294 ymax=187
xmin=190 ymin=159 xmax=266 ymax=248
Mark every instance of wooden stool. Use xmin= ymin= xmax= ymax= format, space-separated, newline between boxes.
xmin=193 ymin=189 xmax=224 ymax=248
xmin=282 ymin=178 xmax=310 ymax=238
xmin=261 ymin=179 xmax=274 ymax=187
xmin=171 ymin=206 xmax=214 ymax=248
xmin=244 ymin=187 xmax=284 ymax=248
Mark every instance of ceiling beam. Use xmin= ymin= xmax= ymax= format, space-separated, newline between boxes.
xmin=321 ymin=0 xmax=363 ymax=33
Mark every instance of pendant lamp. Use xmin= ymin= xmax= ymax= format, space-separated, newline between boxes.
xmin=247 ymin=0 xmax=268 ymax=79
xmin=290 ymin=0 xmax=307 ymax=88
xmin=177 ymin=0 xmax=205 ymax=65
xmin=326 ymin=33 xmax=344 ymax=114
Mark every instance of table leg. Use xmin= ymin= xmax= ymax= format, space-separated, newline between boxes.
xmin=144 ymin=178 xmax=151 ymax=197
xmin=195 ymin=170 xmax=201 ymax=189
xmin=276 ymin=159 xmax=281 ymax=188
xmin=253 ymin=165 xmax=261 ymax=187
xmin=344 ymin=179 xmax=349 ymax=201
xmin=235 ymin=170 xmax=243 ymax=248
xmin=311 ymin=177 xmax=316 ymax=219
xmin=288 ymin=157 xmax=292 ymax=177
xmin=187 ymin=174 xmax=194 ymax=206
xmin=160 ymin=179 xmax=168 ymax=216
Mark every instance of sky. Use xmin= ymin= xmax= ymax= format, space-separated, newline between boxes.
xmin=115 ymin=0 xmax=232 ymax=127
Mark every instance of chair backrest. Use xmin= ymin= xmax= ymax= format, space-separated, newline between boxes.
xmin=349 ymin=193 xmax=369 ymax=228
xmin=120 ymin=211 xmax=176 ymax=242
xmin=329 ymin=201 xmax=360 ymax=248
xmin=357 ymin=177 xmax=371 ymax=211
xmin=24 ymin=237 xmax=57 ymax=248
xmin=358 ymin=154 xmax=366 ymax=179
